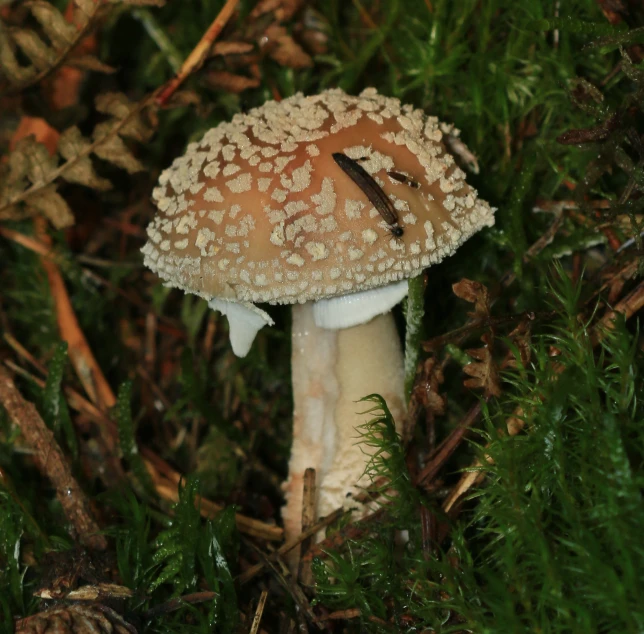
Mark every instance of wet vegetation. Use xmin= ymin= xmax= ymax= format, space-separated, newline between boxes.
xmin=1 ymin=0 xmax=643 ymax=632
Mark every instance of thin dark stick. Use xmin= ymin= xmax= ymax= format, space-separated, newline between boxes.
xmin=144 ymin=591 xmax=217 ymax=618
xmin=298 ymin=468 xmax=317 ymax=586
xmin=416 ymin=402 xmax=482 ymax=485
xmin=387 ymin=171 xmax=420 ymax=188
xmin=237 ymin=507 xmax=346 ymax=584
xmin=332 ymin=153 xmax=404 ymax=237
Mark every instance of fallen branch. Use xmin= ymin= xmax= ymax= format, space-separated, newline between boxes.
xmin=0 ymin=367 xmax=107 ymax=550
xmin=3 ymin=347 xmax=283 ymax=542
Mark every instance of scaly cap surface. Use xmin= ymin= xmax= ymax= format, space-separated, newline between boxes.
xmin=142 ymin=88 xmax=495 ymax=305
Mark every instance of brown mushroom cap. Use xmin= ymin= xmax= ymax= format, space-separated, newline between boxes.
xmin=142 ymin=88 xmax=495 ymax=305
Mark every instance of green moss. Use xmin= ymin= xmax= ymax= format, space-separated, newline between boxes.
xmin=1 ymin=0 xmax=643 ymax=630
xmin=313 ymin=270 xmax=644 ymax=632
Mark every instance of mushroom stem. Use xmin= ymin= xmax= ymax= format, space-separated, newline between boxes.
xmin=284 ymin=303 xmax=406 ymax=565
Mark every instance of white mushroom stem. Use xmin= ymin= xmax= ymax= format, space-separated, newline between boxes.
xmin=283 ymin=302 xmax=406 ymax=565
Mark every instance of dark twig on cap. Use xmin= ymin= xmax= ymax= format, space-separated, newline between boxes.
xmin=332 ymin=152 xmax=404 ymax=237
xmin=387 ymin=170 xmax=420 ymax=188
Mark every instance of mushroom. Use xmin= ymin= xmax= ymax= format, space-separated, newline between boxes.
xmin=141 ymin=88 xmax=495 ymax=552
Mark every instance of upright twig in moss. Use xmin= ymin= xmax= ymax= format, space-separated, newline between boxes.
xmin=249 ymin=590 xmax=269 ymax=634
xmin=297 ymin=467 xmax=317 ymax=586
xmin=238 ymin=507 xmax=346 ymax=584
xmin=300 ymin=507 xmax=387 ymax=564
xmin=245 ymin=540 xmax=319 ymax=631
xmin=416 ymin=402 xmax=482 ymax=486
xmin=0 ymin=367 xmax=107 ymax=550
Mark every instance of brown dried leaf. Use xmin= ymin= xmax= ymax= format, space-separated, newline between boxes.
xmin=92 ymin=121 xmax=144 ymax=173
xmin=36 ymin=582 xmax=134 ymax=600
xmin=501 ymin=321 xmax=532 ymax=370
xmin=11 ymin=116 xmax=61 ymax=155
xmin=294 ymin=12 xmax=329 ymax=57
xmin=4 ymin=151 xmax=30 ymax=193
xmin=15 ymin=604 xmax=136 ymax=634
xmin=68 ymin=582 xmax=134 ymax=600
xmin=211 ymin=41 xmax=255 ymax=57
xmin=251 ymin=0 xmax=303 ymax=20
xmin=415 ymin=357 xmax=446 ymax=416
xmin=95 ymin=92 xmax=151 ymax=141
xmin=0 ymin=30 xmax=37 ymax=83
xmin=11 ymin=136 xmax=58 ymax=186
xmin=58 ymin=126 xmax=112 ymax=190
xmin=0 ymin=204 xmax=27 ymax=221
xmin=463 ymin=334 xmax=502 ymax=398
xmin=68 ymin=54 xmax=116 ymax=74
xmin=0 ymin=172 xmax=27 ymax=206
xmin=264 ymin=25 xmax=312 ymax=68
xmin=10 ymin=27 xmax=57 ymax=71
xmin=557 ymin=113 xmax=620 ymax=145
xmin=281 ymin=0 xmax=305 ymax=18
xmin=205 ymin=70 xmax=261 ymax=93
xmin=251 ymin=0 xmax=285 ymax=18
xmin=72 ymin=0 xmax=98 ymax=22
xmin=95 ymin=91 xmax=133 ymax=119
xmin=452 ymin=278 xmax=490 ymax=320
xmin=110 ymin=0 xmax=166 ymax=5
xmin=164 ymin=89 xmax=202 ymax=109
xmin=26 ymin=185 xmax=74 ymax=228
xmin=454 ymin=279 xmax=500 ymax=397
xmin=27 ymin=1 xmax=77 ymax=49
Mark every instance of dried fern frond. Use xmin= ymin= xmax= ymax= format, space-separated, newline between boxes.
xmin=0 ymin=0 xmax=165 ymax=94
xmin=261 ymin=24 xmax=312 ymax=69
xmin=0 ymin=92 xmax=152 ymax=228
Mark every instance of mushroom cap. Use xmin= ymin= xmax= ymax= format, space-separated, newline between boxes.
xmin=142 ymin=88 xmax=495 ymax=306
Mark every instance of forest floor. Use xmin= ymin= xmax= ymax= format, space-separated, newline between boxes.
xmin=1 ymin=0 xmax=643 ymax=632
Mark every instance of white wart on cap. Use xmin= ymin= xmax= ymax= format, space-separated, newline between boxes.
xmin=142 ymin=88 xmax=495 ymax=353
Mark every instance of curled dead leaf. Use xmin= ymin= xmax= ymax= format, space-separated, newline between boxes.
xmin=501 ymin=320 xmax=532 ymax=370
xmin=262 ymin=24 xmax=312 ymax=68
xmin=15 ymin=604 xmax=137 ymax=634
xmin=92 ymin=122 xmax=144 ymax=173
xmin=452 ymin=278 xmax=490 ymax=320
xmin=211 ymin=41 xmax=255 ymax=57
xmin=9 ymin=27 xmax=57 ymax=71
xmin=26 ymin=185 xmax=74 ymax=228
xmin=463 ymin=337 xmax=502 ymax=399
xmin=251 ymin=0 xmax=304 ymax=22
xmin=68 ymin=54 xmax=117 ymax=74
xmin=414 ymin=357 xmax=446 ymax=416
xmin=205 ymin=70 xmax=261 ymax=93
